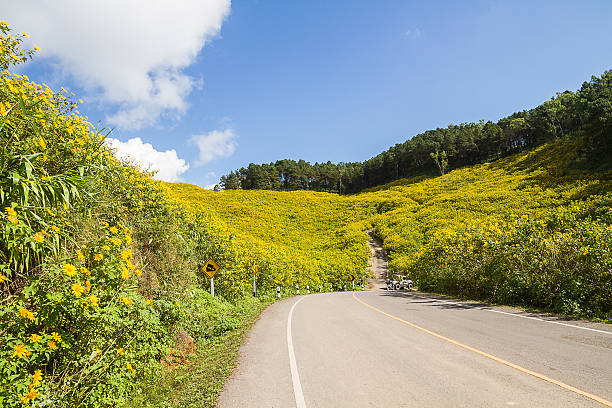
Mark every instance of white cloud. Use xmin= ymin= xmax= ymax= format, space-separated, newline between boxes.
xmin=203 ymin=171 xmax=219 ymax=189
xmin=2 ymin=0 xmax=231 ymax=130
xmin=404 ymin=28 xmax=423 ymax=39
xmin=189 ymin=129 xmax=237 ymax=166
xmin=106 ymin=137 xmax=189 ymax=182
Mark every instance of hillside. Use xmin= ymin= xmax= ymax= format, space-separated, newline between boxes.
xmin=358 ymin=137 xmax=612 ymax=317
xmin=165 ymin=185 xmax=372 ymax=292
xmin=170 ymin=136 xmax=612 ymax=318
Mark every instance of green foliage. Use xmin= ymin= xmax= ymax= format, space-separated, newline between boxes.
xmin=123 ymin=294 xmax=270 ymax=408
xmin=0 ymin=22 xmax=279 ymax=407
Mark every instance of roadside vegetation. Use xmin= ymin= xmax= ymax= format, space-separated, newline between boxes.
xmin=0 ymin=22 xmax=369 ymax=407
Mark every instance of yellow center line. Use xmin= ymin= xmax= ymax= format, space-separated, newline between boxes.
xmin=352 ymin=292 xmax=612 ymax=407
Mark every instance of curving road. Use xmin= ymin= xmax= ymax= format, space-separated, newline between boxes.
xmin=217 ymin=240 xmax=612 ymax=408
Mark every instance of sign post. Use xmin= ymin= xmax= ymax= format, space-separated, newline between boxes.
xmin=277 ymin=286 xmax=281 ymax=299
xmin=349 ymin=274 xmax=356 ymax=291
xmin=202 ymin=259 xmax=220 ymax=297
xmin=307 ymin=284 xmax=310 ymax=294
xmin=252 ymin=264 xmax=258 ymax=297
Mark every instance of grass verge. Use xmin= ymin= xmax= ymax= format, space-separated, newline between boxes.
xmin=123 ymin=296 xmax=274 ymax=408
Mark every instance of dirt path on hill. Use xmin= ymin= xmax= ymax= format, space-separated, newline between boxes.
xmin=365 ymin=231 xmax=388 ymax=291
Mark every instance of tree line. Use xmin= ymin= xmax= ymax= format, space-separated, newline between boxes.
xmin=219 ymin=70 xmax=611 ymax=193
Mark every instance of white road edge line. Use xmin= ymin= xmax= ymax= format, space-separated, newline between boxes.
xmin=487 ymin=309 xmax=612 ymax=335
xmin=287 ymin=296 xmax=307 ymax=408
xmin=412 ymin=294 xmax=612 ymax=335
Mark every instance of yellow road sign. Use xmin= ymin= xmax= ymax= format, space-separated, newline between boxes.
xmin=202 ymin=259 xmax=220 ymax=278
xmin=349 ymin=274 xmax=356 ymax=281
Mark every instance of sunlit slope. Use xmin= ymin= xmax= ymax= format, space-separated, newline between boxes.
xmin=166 ymin=185 xmax=373 ymax=289
xmin=168 ymin=137 xmax=611 ymax=318
xmin=356 ymin=137 xmax=612 ymax=318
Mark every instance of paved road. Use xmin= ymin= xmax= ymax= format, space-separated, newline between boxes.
xmin=217 ymin=240 xmax=612 ymax=407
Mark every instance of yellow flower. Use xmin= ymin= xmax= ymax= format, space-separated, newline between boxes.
xmin=13 ymin=344 xmax=31 ymax=358
xmin=33 ymin=232 xmax=44 ymax=243
xmin=85 ymin=280 xmax=91 ymax=292
xmin=0 ymin=272 xmax=7 ymax=283
xmin=51 ymin=332 xmax=61 ymax=342
xmin=135 ymin=269 xmax=142 ymax=277
xmin=80 ymin=267 xmax=90 ymax=276
xmin=117 ymin=348 xmax=125 ymax=355
xmin=77 ymin=250 xmax=85 ymax=261
xmin=30 ymin=334 xmax=41 ymax=343
xmin=121 ymin=297 xmax=133 ymax=306
xmin=89 ymin=294 xmax=99 ymax=307
xmin=120 ymin=249 xmax=132 ymax=260
xmin=127 ymin=363 xmax=134 ymax=374
xmin=20 ymin=388 xmax=39 ymax=404
xmin=121 ymin=267 xmax=130 ymax=280
xmin=146 ymin=298 xmax=153 ymax=305
xmin=48 ymin=340 xmax=57 ymax=350
xmin=125 ymin=260 xmax=135 ymax=270
xmin=125 ymin=235 xmax=132 ymax=245
xmin=20 ymin=308 xmax=35 ymax=321
xmin=5 ymin=207 xmax=16 ymax=216
xmin=8 ymin=216 xmax=18 ymax=224
xmin=63 ymin=264 xmax=77 ymax=277
xmin=109 ymin=237 xmax=122 ymax=246
xmin=50 ymin=225 xmax=60 ymax=232
xmin=72 ymin=282 xmax=85 ymax=297
xmin=109 ymin=226 xmax=119 ymax=234
xmin=32 ymin=369 xmax=42 ymax=386
xmin=94 ymin=253 xmax=103 ymax=261
xmin=47 ymin=209 xmax=55 ymax=217
xmin=102 ymin=245 xmax=111 ymax=251
xmin=34 ymin=45 xmax=40 ymax=51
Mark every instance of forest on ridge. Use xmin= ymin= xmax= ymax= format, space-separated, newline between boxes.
xmin=220 ymin=70 xmax=611 ymax=193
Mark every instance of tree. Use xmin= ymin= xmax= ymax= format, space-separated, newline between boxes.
xmin=430 ymin=150 xmax=448 ymax=176
xmin=220 ymin=171 xmax=242 ymax=190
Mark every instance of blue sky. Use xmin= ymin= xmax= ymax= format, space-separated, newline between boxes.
xmin=4 ymin=0 xmax=612 ymax=187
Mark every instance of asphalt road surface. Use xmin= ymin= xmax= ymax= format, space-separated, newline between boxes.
xmin=217 ymin=240 xmax=612 ymax=407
